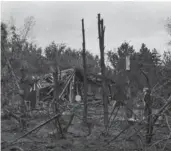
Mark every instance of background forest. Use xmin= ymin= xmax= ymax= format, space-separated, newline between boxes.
xmin=1 ymin=17 xmax=171 ymax=105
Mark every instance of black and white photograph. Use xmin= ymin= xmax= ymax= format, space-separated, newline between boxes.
xmin=1 ymin=1 xmax=171 ymax=151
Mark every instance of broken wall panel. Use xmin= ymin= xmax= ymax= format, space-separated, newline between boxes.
xmin=26 ymin=68 xmax=115 ymax=109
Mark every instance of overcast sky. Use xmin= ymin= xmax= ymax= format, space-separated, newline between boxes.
xmin=2 ymin=1 xmax=171 ymax=55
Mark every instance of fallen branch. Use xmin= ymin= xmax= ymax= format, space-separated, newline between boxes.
xmin=108 ymin=101 xmax=117 ymax=122
xmin=9 ymin=146 xmax=24 ymax=151
xmin=107 ymin=105 xmax=120 ymax=132
xmin=126 ymin=96 xmax=171 ymax=143
xmin=63 ymin=113 xmax=75 ymax=132
xmin=153 ymin=95 xmax=171 ymax=124
xmin=107 ymin=109 xmax=156 ymax=146
xmin=2 ymin=113 xmax=60 ymax=149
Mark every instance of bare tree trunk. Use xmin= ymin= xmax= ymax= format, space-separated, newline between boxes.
xmin=125 ymin=73 xmax=133 ymax=119
xmin=144 ymin=89 xmax=153 ymax=144
xmin=82 ymin=18 xmax=88 ymax=124
xmin=2 ymin=47 xmax=27 ymax=130
xmin=125 ymin=55 xmax=133 ymax=120
xmin=97 ymin=13 xmax=108 ymax=132
xmin=140 ymin=69 xmax=153 ymax=144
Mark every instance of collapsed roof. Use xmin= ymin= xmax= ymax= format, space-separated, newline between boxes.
xmin=31 ymin=67 xmax=115 ymax=91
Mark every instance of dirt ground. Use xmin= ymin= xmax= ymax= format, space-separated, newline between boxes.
xmin=1 ymin=101 xmax=171 ymax=151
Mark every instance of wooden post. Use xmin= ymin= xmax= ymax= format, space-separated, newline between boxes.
xmin=53 ymin=70 xmax=59 ymax=111
xmin=69 ymin=75 xmax=74 ymax=103
xmin=97 ymin=13 xmax=108 ymax=131
xmin=125 ymin=55 xmax=132 ymax=120
xmin=82 ymin=18 xmax=88 ymax=123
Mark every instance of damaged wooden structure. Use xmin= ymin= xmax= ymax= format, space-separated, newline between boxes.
xmin=26 ymin=68 xmax=115 ymax=110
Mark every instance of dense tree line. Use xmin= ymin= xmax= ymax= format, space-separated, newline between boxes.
xmin=1 ymin=20 xmax=171 ymax=106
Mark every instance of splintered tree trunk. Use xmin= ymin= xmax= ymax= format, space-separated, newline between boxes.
xmin=97 ymin=14 xmax=108 ymax=131
xmin=144 ymin=90 xmax=153 ymax=144
xmin=141 ymin=69 xmax=153 ymax=144
xmin=82 ymin=18 xmax=88 ymax=124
